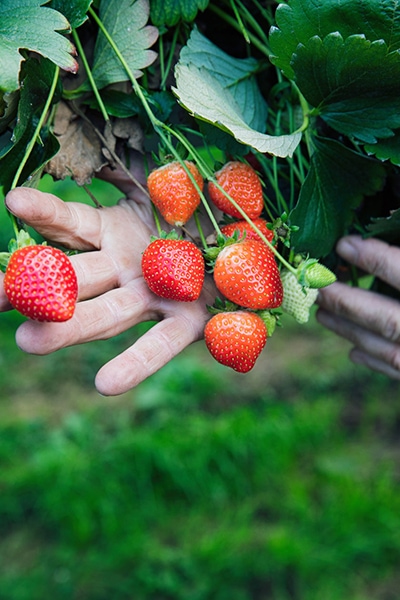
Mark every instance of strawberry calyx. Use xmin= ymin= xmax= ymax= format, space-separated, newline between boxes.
xmin=203 ymin=231 xmax=242 ymax=268
xmin=149 ymin=229 xmax=182 ymax=243
xmin=0 ymin=229 xmax=38 ymax=272
xmin=206 ymin=297 xmax=280 ymax=337
xmin=257 ymin=309 xmax=281 ymax=337
xmin=206 ymin=297 xmax=239 ymax=315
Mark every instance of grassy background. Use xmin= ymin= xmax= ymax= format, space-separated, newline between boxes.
xmin=1 ymin=178 xmax=400 ymax=600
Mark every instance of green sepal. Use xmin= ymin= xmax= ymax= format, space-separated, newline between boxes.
xmin=204 ymin=231 xmax=241 ymax=268
xmin=0 ymin=229 xmax=37 ymax=271
xmin=206 ymin=297 xmax=239 ymax=315
xmin=257 ymin=309 xmax=281 ymax=337
xmin=8 ymin=229 xmax=37 ymax=253
xmin=150 ymin=229 xmax=182 ymax=243
xmin=0 ymin=252 xmax=10 ymax=272
xmin=296 ymin=259 xmax=336 ymax=289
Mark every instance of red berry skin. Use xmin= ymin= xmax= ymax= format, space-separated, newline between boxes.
xmin=147 ymin=160 xmax=203 ymax=227
xmin=220 ymin=218 xmax=275 ymax=246
xmin=208 ymin=161 xmax=264 ymax=219
xmin=204 ymin=311 xmax=267 ymax=373
xmin=142 ymin=238 xmax=205 ymax=302
xmin=213 ymin=239 xmax=283 ymax=310
xmin=3 ymin=245 xmax=78 ymax=322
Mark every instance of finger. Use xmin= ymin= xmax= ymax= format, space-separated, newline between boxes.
xmin=317 ymin=281 xmax=400 ymax=343
xmin=94 ymin=312 xmax=207 ymax=396
xmin=70 ymin=251 xmax=119 ymax=300
xmin=336 ymin=235 xmax=400 ymax=289
xmin=5 ymin=188 xmax=103 ymax=250
xmin=316 ymin=308 xmax=400 ymax=377
xmin=15 ymin=280 xmax=156 ymax=353
xmin=349 ymin=348 xmax=400 ymax=380
xmin=0 ymin=272 xmax=12 ymax=312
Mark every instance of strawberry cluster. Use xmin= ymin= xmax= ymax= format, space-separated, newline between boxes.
xmin=143 ymin=158 xmax=336 ymax=373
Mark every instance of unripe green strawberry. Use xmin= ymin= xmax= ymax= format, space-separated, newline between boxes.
xmin=204 ymin=311 xmax=267 ymax=373
xmin=297 ymin=260 xmax=336 ymax=289
xmin=208 ymin=161 xmax=264 ymax=219
xmin=141 ymin=235 xmax=205 ymax=302
xmin=280 ymin=270 xmax=318 ymax=324
xmin=147 ymin=160 xmax=203 ymax=227
xmin=3 ymin=244 xmax=78 ymax=322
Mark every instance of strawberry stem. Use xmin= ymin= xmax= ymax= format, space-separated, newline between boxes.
xmin=72 ymin=29 xmax=109 ymax=123
xmin=194 ymin=211 xmax=208 ymax=250
xmin=10 ymin=66 xmax=60 ymax=192
xmin=7 ymin=64 xmax=60 ymax=241
xmin=151 ymin=202 xmax=163 ymax=237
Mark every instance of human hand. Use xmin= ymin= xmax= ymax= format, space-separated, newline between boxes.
xmin=1 ymin=165 xmax=216 ymax=396
xmin=317 ymin=235 xmax=400 ymax=380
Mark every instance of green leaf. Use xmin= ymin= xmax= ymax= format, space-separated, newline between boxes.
xmin=49 ymin=0 xmax=92 ymax=29
xmin=367 ymin=208 xmax=400 ymax=241
xmin=177 ymin=27 xmax=268 ymax=132
xmin=364 ymin=132 xmax=400 ymax=165
xmin=0 ymin=57 xmax=61 ymax=192
xmin=270 ymin=0 xmax=400 ymax=80
xmin=173 ymin=30 xmax=301 ymax=158
xmin=292 ymin=34 xmax=400 ymax=143
xmin=150 ymin=0 xmax=209 ymax=27
xmin=91 ymin=0 xmax=158 ymax=89
xmin=0 ymin=0 xmax=78 ymax=93
xmin=0 ymin=91 xmax=19 ymax=135
xmin=290 ymin=137 xmax=386 ymax=257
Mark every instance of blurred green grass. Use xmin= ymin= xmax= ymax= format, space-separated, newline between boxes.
xmin=1 ymin=177 xmax=400 ymax=600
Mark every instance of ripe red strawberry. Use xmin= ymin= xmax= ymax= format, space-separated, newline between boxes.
xmin=220 ymin=218 xmax=275 ymax=246
xmin=3 ymin=244 xmax=78 ymax=322
xmin=213 ymin=239 xmax=283 ymax=310
xmin=141 ymin=236 xmax=205 ymax=302
xmin=208 ymin=161 xmax=264 ymax=219
xmin=147 ymin=160 xmax=203 ymax=226
xmin=204 ymin=311 xmax=267 ymax=373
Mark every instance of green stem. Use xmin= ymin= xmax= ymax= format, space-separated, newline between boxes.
xmin=194 ymin=211 xmax=208 ymax=250
xmin=160 ymin=24 xmax=181 ymax=90
xmin=208 ymin=3 xmax=271 ymax=58
xmin=9 ymin=65 xmax=60 ymax=239
xmin=72 ymin=29 xmax=109 ymax=122
xmin=229 ymin=0 xmax=251 ymax=44
xmin=89 ymin=7 xmax=158 ymax=128
xmin=151 ymin=202 xmax=163 ymax=236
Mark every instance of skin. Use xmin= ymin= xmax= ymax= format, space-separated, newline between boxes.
xmin=0 ymin=162 xmax=216 ymax=396
xmin=317 ymin=235 xmax=400 ymax=380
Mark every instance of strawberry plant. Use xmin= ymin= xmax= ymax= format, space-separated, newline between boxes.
xmin=1 ymin=0 xmax=399 ymax=373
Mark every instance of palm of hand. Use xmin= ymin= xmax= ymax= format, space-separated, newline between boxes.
xmin=2 ymin=181 xmax=216 ymax=396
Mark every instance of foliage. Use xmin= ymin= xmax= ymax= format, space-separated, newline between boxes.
xmin=1 ymin=0 xmax=400 ymax=260
xmin=1 ymin=313 xmax=400 ymax=598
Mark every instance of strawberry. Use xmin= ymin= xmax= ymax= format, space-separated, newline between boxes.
xmin=280 ymin=270 xmax=318 ymax=324
xmin=208 ymin=161 xmax=264 ymax=219
xmin=212 ymin=239 xmax=283 ymax=310
xmin=204 ymin=311 xmax=267 ymax=373
xmin=147 ymin=160 xmax=203 ymax=227
xmin=220 ymin=218 xmax=275 ymax=246
xmin=296 ymin=259 xmax=337 ymax=289
xmin=3 ymin=244 xmax=78 ymax=322
xmin=141 ymin=235 xmax=205 ymax=302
